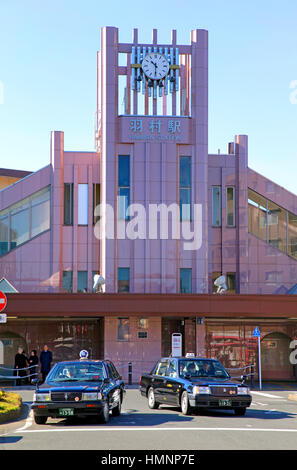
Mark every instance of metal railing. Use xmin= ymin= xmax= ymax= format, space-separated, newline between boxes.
xmin=0 ymin=364 xmax=39 ymax=386
xmin=225 ymin=364 xmax=255 ymax=388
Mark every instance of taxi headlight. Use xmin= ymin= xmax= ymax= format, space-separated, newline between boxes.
xmin=237 ymin=387 xmax=249 ymax=395
xmin=82 ymin=392 xmax=102 ymax=401
xmin=193 ymin=386 xmax=211 ymax=395
xmin=33 ymin=393 xmax=50 ymax=402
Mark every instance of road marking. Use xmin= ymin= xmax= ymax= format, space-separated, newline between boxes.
xmin=15 ymin=408 xmax=33 ymax=432
xmin=251 ymin=391 xmax=282 ymax=399
xmin=14 ymin=427 xmax=297 ymax=434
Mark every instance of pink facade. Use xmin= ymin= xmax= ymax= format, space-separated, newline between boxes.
xmin=0 ymin=26 xmax=297 ymax=297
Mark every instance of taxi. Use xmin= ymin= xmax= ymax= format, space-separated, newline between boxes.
xmin=140 ymin=354 xmax=252 ymax=416
xmin=31 ymin=351 xmax=125 ymax=424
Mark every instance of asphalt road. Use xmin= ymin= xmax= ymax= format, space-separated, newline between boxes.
xmin=1 ymin=386 xmax=297 ymax=451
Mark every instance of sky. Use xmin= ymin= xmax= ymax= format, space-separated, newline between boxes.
xmin=0 ymin=0 xmax=297 ymax=194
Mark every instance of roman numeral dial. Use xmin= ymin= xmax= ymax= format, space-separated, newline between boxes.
xmin=141 ymin=53 xmax=170 ymax=80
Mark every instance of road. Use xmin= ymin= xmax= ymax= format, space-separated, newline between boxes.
xmin=1 ymin=387 xmax=297 ymax=451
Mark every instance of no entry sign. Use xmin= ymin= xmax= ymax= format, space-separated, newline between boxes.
xmin=0 ymin=291 xmax=7 ymax=312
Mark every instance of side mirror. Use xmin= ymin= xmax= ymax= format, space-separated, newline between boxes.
xmin=31 ymin=378 xmax=41 ymax=386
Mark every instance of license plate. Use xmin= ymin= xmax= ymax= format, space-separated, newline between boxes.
xmin=219 ymin=399 xmax=231 ymax=407
xmin=59 ymin=408 xmax=74 ymax=416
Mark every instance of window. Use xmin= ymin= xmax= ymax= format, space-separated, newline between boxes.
xmin=77 ymin=271 xmax=88 ymax=293
xmin=180 ymin=156 xmax=191 ymax=221
xmin=138 ymin=331 xmax=148 ymax=339
xmin=180 ymin=268 xmax=192 ymax=293
xmin=78 ymin=184 xmax=88 ymax=225
xmin=226 ymin=186 xmax=235 ymax=227
xmin=288 ymin=211 xmax=297 ymax=259
xmin=118 ymin=155 xmax=130 ymax=220
xmin=117 ymin=317 xmax=129 ymax=341
xmin=167 ymin=360 xmax=177 ymax=378
xmin=212 ymin=186 xmax=221 ymax=227
xmin=212 ymin=271 xmax=222 ymax=293
xmin=267 ymin=200 xmax=286 ymax=254
xmin=155 ymin=361 xmax=168 ymax=376
xmin=64 ymin=183 xmax=73 ymax=225
xmin=93 ymin=184 xmax=100 ymax=224
xmin=226 ymin=272 xmax=236 ymax=294
xmin=62 ymin=271 xmax=73 ymax=293
xmin=0 ymin=186 xmax=51 ymax=257
xmin=118 ymin=267 xmax=130 ymax=293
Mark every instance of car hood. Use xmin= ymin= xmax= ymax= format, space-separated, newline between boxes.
xmin=37 ymin=382 xmax=105 ymax=392
xmin=187 ymin=377 xmax=242 ymax=387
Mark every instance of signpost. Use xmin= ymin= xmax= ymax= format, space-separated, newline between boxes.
xmin=172 ymin=333 xmax=182 ymax=357
xmin=253 ymin=326 xmax=262 ymax=390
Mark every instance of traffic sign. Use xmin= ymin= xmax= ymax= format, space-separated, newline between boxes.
xmin=253 ymin=326 xmax=261 ymax=337
xmin=0 ymin=292 xmax=7 ymax=313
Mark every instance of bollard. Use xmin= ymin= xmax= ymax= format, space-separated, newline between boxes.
xmin=250 ymin=363 xmax=254 ymax=389
xmin=128 ymin=362 xmax=132 ymax=385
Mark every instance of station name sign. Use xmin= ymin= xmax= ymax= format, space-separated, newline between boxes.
xmin=118 ymin=116 xmax=191 ymax=144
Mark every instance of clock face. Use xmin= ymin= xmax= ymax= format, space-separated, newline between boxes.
xmin=142 ymin=53 xmax=170 ymax=80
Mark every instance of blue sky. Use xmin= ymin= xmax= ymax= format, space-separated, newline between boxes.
xmin=0 ymin=0 xmax=297 ymax=194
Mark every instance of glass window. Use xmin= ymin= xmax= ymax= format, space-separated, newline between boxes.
xmin=93 ymin=184 xmax=100 ymax=224
xmin=117 ymin=317 xmax=129 ymax=341
xmin=31 ymin=189 xmax=50 ymax=238
xmin=226 ymin=272 xmax=236 ymax=293
xmin=64 ymin=183 xmax=73 ymax=226
xmin=155 ymin=361 xmax=168 ymax=376
xmin=62 ymin=271 xmax=73 ymax=293
xmin=180 ymin=268 xmax=192 ymax=293
xmin=118 ymin=155 xmax=130 ymax=220
xmin=288 ymin=211 xmax=297 ymax=259
xmin=78 ymin=184 xmax=88 ymax=225
xmin=226 ymin=186 xmax=235 ymax=227
xmin=118 ymin=155 xmax=130 ymax=187
xmin=212 ymin=186 xmax=221 ymax=227
xmin=118 ymin=267 xmax=130 ymax=293
xmin=180 ymin=156 xmax=191 ymax=221
xmin=0 ymin=214 xmax=9 ymax=256
xmin=167 ymin=360 xmax=177 ymax=378
xmin=77 ymin=271 xmax=88 ymax=293
xmin=267 ymin=200 xmax=286 ymax=254
xmin=10 ymin=201 xmax=30 ymax=247
xmin=248 ymin=189 xmax=267 ymax=241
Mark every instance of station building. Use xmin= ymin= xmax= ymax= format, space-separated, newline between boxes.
xmin=0 ymin=27 xmax=297 ymax=382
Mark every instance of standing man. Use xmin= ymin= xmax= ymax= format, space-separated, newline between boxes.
xmin=40 ymin=345 xmax=53 ymax=383
xmin=14 ymin=347 xmax=28 ymax=386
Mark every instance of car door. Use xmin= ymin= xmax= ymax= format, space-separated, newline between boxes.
xmin=152 ymin=360 xmax=168 ymax=403
xmin=164 ymin=359 xmax=181 ymax=406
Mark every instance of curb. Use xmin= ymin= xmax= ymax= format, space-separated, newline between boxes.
xmin=288 ymin=393 xmax=297 ymax=402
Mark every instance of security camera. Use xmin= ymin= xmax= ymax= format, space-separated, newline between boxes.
xmin=93 ymin=274 xmax=105 ymax=293
xmin=214 ymin=275 xmax=228 ymax=294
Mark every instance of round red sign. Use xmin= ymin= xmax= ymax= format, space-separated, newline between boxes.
xmin=0 ymin=291 xmax=7 ymax=312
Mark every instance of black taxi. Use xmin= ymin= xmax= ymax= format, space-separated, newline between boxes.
xmin=31 ymin=351 xmax=125 ymax=424
xmin=140 ymin=355 xmax=252 ymax=416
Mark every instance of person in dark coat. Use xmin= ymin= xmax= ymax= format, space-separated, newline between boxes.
xmin=28 ymin=349 xmax=39 ymax=384
xmin=40 ymin=345 xmax=53 ymax=383
xmin=14 ymin=347 xmax=28 ymax=386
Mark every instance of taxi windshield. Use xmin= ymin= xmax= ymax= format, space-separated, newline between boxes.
xmin=179 ymin=360 xmax=230 ymax=379
xmin=49 ymin=363 xmax=107 ymax=382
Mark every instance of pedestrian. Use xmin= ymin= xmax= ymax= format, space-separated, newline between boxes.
xmin=28 ymin=349 xmax=39 ymax=384
xmin=40 ymin=345 xmax=53 ymax=383
xmin=14 ymin=347 xmax=28 ymax=386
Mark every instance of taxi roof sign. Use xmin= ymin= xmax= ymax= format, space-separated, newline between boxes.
xmin=79 ymin=350 xmax=89 ymax=360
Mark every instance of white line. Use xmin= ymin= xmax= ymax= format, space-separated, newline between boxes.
xmin=251 ymin=391 xmax=282 ymax=399
xmin=14 ymin=427 xmax=297 ymax=434
xmin=15 ymin=408 xmax=33 ymax=432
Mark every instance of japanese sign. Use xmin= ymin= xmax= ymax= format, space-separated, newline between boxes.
xmin=119 ymin=116 xmax=190 ymax=144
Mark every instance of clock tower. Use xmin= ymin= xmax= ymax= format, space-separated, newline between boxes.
xmin=96 ymin=27 xmax=208 ymax=294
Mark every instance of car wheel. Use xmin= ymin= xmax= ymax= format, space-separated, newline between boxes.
xmin=234 ymin=407 xmax=246 ymax=416
xmin=98 ymin=402 xmax=110 ymax=424
xmin=148 ymin=387 xmax=159 ymax=409
xmin=112 ymin=397 xmax=122 ymax=417
xmin=34 ymin=415 xmax=47 ymax=425
xmin=181 ymin=391 xmax=191 ymax=415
